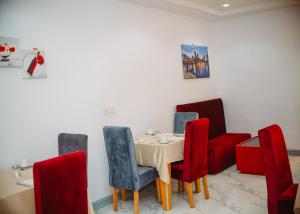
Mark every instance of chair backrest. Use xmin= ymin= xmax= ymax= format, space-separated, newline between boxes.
xmin=33 ymin=152 xmax=88 ymax=214
xmin=173 ymin=112 xmax=199 ymax=134
xmin=103 ymin=126 xmax=140 ymax=190
xmin=258 ymin=124 xmax=293 ymax=214
xmin=176 ymin=98 xmax=226 ymax=139
xmin=182 ymin=118 xmax=209 ymax=183
xmin=58 ymin=133 xmax=88 ymax=157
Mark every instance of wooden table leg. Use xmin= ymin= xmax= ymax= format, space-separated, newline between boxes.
xmin=88 ymin=191 xmax=95 ymax=214
xmin=159 ymin=163 xmax=173 ymax=211
xmin=159 ymin=178 xmax=167 ymax=210
xmin=167 ymin=164 xmax=172 ymax=210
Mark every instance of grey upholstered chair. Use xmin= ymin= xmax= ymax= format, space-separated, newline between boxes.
xmin=103 ymin=126 xmax=160 ymax=214
xmin=173 ymin=112 xmax=199 ymax=134
xmin=58 ymin=133 xmax=88 ymax=157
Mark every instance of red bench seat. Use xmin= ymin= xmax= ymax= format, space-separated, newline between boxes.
xmin=208 ymin=133 xmax=251 ymax=174
xmin=176 ymin=98 xmax=251 ymax=174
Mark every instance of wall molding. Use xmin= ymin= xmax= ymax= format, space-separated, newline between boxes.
xmin=288 ymin=149 xmax=300 ymax=156
xmin=92 ymin=191 xmax=134 ymax=210
xmin=92 ymin=191 xmax=127 ymax=211
xmin=92 ymin=194 xmax=113 ymax=211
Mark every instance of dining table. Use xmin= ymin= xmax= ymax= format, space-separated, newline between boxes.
xmin=0 ymin=167 xmax=94 ymax=214
xmin=134 ymin=133 xmax=185 ymax=211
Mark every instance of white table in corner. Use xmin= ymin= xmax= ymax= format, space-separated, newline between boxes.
xmin=0 ymin=168 xmax=94 ymax=214
xmin=134 ymin=133 xmax=185 ymax=211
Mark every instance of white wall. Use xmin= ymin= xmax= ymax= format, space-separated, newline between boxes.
xmin=0 ymin=0 xmax=217 ymax=201
xmin=214 ymin=6 xmax=300 ymax=149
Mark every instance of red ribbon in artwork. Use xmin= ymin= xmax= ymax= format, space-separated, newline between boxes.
xmin=27 ymin=52 xmax=44 ymax=75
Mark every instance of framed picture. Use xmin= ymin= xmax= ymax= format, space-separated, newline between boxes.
xmin=0 ymin=37 xmax=20 ymax=67
xmin=181 ymin=44 xmax=210 ymax=79
xmin=21 ymin=50 xmax=46 ymax=79
xmin=0 ymin=37 xmax=47 ymax=79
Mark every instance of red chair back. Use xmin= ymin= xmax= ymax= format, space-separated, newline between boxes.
xmin=33 ymin=151 xmax=88 ymax=214
xmin=183 ymin=118 xmax=209 ymax=183
xmin=258 ymin=124 xmax=293 ymax=214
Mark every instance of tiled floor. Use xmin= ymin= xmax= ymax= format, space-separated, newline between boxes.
xmin=96 ymin=156 xmax=300 ymax=214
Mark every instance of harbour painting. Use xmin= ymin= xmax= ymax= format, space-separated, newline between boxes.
xmin=181 ymin=44 xmax=210 ymax=79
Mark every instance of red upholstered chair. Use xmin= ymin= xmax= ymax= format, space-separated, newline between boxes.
xmin=176 ymin=98 xmax=251 ymax=174
xmin=33 ymin=151 xmax=88 ymax=214
xmin=171 ymin=118 xmax=210 ymax=208
xmin=258 ymin=124 xmax=298 ymax=214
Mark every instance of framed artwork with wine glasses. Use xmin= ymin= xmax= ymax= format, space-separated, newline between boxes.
xmin=0 ymin=37 xmax=20 ymax=67
xmin=0 ymin=37 xmax=47 ymax=79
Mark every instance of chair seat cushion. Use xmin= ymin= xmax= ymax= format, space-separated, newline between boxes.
xmin=171 ymin=161 xmax=184 ymax=170
xmin=209 ymin=133 xmax=251 ymax=148
xmin=137 ymin=166 xmax=158 ymax=189
xmin=279 ymin=183 xmax=298 ymax=201
xmin=208 ymin=133 xmax=251 ymax=174
xmin=170 ymin=161 xmax=184 ymax=180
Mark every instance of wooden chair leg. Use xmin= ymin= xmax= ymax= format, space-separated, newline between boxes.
xmin=178 ymin=180 xmax=183 ymax=193
xmin=156 ymin=179 xmax=162 ymax=203
xmin=186 ymin=183 xmax=195 ymax=208
xmin=195 ymin=178 xmax=201 ymax=193
xmin=112 ymin=187 xmax=118 ymax=211
xmin=134 ymin=191 xmax=139 ymax=214
xmin=203 ymin=176 xmax=210 ymax=199
xmin=120 ymin=189 xmax=127 ymax=201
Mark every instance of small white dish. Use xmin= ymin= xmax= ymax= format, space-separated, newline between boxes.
xmin=17 ymin=178 xmax=34 ymax=187
xmin=19 ymin=162 xmax=32 ymax=170
xmin=135 ymin=139 xmax=144 ymax=144
xmin=173 ymin=133 xmax=184 ymax=137
xmin=159 ymin=140 xmax=170 ymax=144
xmin=20 ymin=159 xmax=31 ymax=168
xmin=146 ymin=129 xmax=154 ymax=135
xmin=20 ymin=163 xmax=31 ymax=168
xmin=20 ymin=165 xmax=32 ymax=170
xmin=159 ymin=136 xmax=169 ymax=144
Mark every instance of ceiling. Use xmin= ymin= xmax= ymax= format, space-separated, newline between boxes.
xmin=119 ymin=0 xmax=300 ymax=21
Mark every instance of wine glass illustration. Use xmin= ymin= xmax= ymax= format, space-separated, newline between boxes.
xmin=0 ymin=43 xmax=15 ymax=62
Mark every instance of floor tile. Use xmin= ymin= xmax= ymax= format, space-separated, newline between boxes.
xmin=96 ymin=156 xmax=300 ymax=214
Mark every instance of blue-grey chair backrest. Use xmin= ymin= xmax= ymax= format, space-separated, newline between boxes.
xmin=174 ymin=112 xmax=199 ymax=134
xmin=58 ymin=133 xmax=88 ymax=157
xmin=103 ymin=126 xmax=140 ymax=190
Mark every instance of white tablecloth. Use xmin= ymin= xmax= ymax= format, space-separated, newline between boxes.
xmin=134 ymin=134 xmax=184 ymax=184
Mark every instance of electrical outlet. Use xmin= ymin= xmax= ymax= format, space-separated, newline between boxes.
xmin=104 ymin=107 xmax=115 ymax=116
xmin=110 ymin=107 xmax=115 ymax=115
xmin=104 ymin=108 xmax=110 ymax=116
